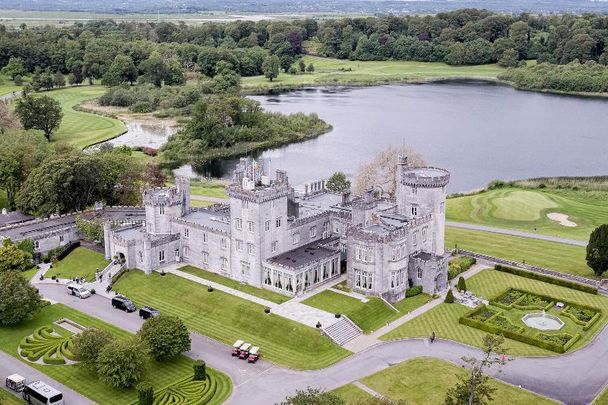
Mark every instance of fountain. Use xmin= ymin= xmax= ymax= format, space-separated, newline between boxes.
xmin=522 ymin=311 xmax=565 ymax=331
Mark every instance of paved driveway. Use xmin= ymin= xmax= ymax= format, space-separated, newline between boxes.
xmin=37 ymin=284 xmax=608 ymax=405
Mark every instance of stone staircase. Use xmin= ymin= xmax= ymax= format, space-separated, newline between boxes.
xmin=323 ymin=316 xmax=362 ymax=346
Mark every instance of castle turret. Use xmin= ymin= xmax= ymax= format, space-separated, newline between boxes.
xmin=143 ymin=179 xmax=189 ymax=234
xmin=396 ymin=159 xmax=450 ymax=255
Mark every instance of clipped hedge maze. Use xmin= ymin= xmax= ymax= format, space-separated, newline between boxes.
xmin=152 ymin=370 xmax=231 ymax=405
xmin=459 ymin=288 xmax=602 ymax=353
xmin=19 ymin=326 xmax=78 ymax=365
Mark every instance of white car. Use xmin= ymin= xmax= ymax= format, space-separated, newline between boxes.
xmin=66 ymin=283 xmax=92 ymax=299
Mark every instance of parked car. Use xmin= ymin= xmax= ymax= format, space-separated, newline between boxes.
xmin=5 ymin=374 xmax=25 ymax=392
xmin=139 ymin=306 xmax=160 ymax=319
xmin=231 ymin=340 xmax=244 ymax=356
xmin=111 ymin=296 xmax=136 ymax=312
xmin=66 ymin=282 xmax=91 ymax=299
xmin=248 ymin=346 xmax=260 ymax=363
xmin=22 ymin=380 xmax=63 ymax=405
xmin=238 ymin=343 xmax=251 ymax=360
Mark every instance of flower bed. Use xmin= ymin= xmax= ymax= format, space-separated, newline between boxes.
xmin=562 ymin=305 xmax=602 ymax=331
xmin=491 ymin=288 xmax=553 ymax=311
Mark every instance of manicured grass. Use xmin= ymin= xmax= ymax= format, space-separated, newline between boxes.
xmin=0 ymin=304 xmax=231 ymax=405
xmin=447 ymin=187 xmax=608 ymax=240
xmin=445 ymin=227 xmax=594 ymax=279
xmin=45 ymin=247 xmax=110 ymax=282
xmin=242 ymin=56 xmax=504 ymax=92
xmin=113 ymin=270 xmax=350 ymax=369
xmin=592 ymin=385 xmax=608 ymax=404
xmin=0 ymin=189 xmax=8 ymax=210
xmin=332 ymin=281 xmax=351 ymax=293
xmin=340 ymin=357 xmax=557 ymax=405
xmin=303 ymin=290 xmax=429 ymax=333
xmin=21 ymin=267 xmax=39 ymax=282
xmin=331 ymin=384 xmax=375 ymax=403
xmin=189 ymin=181 xmax=228 ymax=199
xmin=179 ymin=265 xmax=290 ymax=304
xmin=190 ymin=199 xmax=215 ymax=208
xmin=43 ymin=85 xmax=126 ymax=149
xmin=0 ymin=74 xmax=24 ymax=96
xmin=0 ymin=389 xmax=26 ymax=405
xmin=381 ymin=269 xmax=608 ymax=356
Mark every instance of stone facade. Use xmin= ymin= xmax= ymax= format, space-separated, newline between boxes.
xmin=106 ymin=156 xmax=450 ymax=302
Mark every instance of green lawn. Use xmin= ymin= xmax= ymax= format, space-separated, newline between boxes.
xmin=332 ymin=384 xmax=375 ymax=403
xmin=447 ymin=187 xmax=608 ymax=240
xmin=43 ymin=85 xmax=126 ymax=149
xmin=45 ymin=247 xmax=110 ymax=282
xmin=190 ymin=199 xmax=215 ymax=208
xmin=242 ymin=56 xmax=504 ymax=92
xmin=333 ymin=357 xmax=556 ymax=405
xmin=0 ymin=389 xmax=26 ymax=405
xmin=189 ymin=181 xmax=228 ymax=199
xmin=303 ymin=290 xmax=429 ymax=333
xmin=0 ymin=303 xmax=231 ymax=405
xmin=0 ymin=74 xmax=24 ymax=96
xmin=592 ymin=385 xmax=608 ymax=404
xmin=381 ymin=269 xmax=608 ymax=356
xmin=21 ymin=267 xmax=39 ymax=282
xmin=113 ymin=270 xmax=350 ymax=369
xmin=179 ymin=265 xmax=290 ymax=304
xmin=445 ymin=227 xmax=594 ymax=279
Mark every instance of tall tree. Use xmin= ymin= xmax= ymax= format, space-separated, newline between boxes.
xmin=326 ymin=172 xmax=351 ymax=193
xmin=0 ymin=239 xmax=32 ymax=273
xmin=587 ymin=225 xmax=608 ymax=277
xmin=73 ymin=328 xmax=114 ymax=369
xmin=262 ymin=55 xmax=280 ymax=81
xmin=96 ymin=338 xmax=149 ymax=388
xmin=1 ymin=57 xmax=26 ymax=79
xmin=444 ymin=334 xmax=507 ymax=405
xmin=14 ymin=95 xmax=63 ymax=141
xmin=138 ymin=315 xmax=191 ymax=361
xmin=139 ymin=52 xmax=168 ymax=87
xmin=0 ymin=271 xmax=42 ymax=325
xmin=102 ymin=54 xmax=138 ymax=86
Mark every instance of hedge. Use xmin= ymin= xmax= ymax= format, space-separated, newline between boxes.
xmin=56 ymin=241 xmax=81 ymax=261
xmin=406 ymin=285 xmax=423 ymax=297
xmin=561 ymin=305 xmax=602 ymax=331
xmin=459 ymin=306 xmax=571 ymax=353
xmin=448 ymin=256 xmax=477 ymax=280
xmin=490 ymin=288 xmax=554 ymax=311
xmin=494 ymin=265 xmax=597 ymax=294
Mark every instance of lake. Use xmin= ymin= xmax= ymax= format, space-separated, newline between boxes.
xmin=185 ymin=82 xmax=608 ymax=192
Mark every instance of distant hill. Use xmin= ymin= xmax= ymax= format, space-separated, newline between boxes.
xmin=2 ymin=0 xmax=608 ymax=15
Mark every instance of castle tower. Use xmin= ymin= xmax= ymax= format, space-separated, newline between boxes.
xmin=143 ymin=180 xmax=189 ymax=235
xmin=226 ymin=158 xmax=291 ymax=286
xmin=396 ymin=157 xmax=450 ymax=254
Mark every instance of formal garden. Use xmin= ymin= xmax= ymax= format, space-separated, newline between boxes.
xmin=381 ymin=268 xmax=608 ymax=356
xmin=0 ymin=303 xmax=231 ymax=405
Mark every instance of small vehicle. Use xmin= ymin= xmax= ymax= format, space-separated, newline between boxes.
xmin=139 ymin=306 xmax=161 ymax=320
xmin=111 ymin=295 xmax=136 ymax=312
xmin=238 ymin=343 xmax=251 ymax=360
xmin=248 ymin=346 xmax=260 ymax=363
xmin=5 ymin=374 xmax=25 ymax=392
xmin=66 ymin=282 xmax=91 ymax=299
xmin=22 ymin=380 xmax=64 ymax=405
xmin=231 ymin=340 xmax=244 ymax=356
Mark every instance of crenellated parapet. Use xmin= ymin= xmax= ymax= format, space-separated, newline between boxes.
xmin=347 ymin=213 xmax=433 ymax=243
xmin=226 ymin=183 xmax=292 ymax=204
xmin=400 ymin=167 xmax=450 ymax=188
xmin=143 ymin=186 xmax=183 ymax=207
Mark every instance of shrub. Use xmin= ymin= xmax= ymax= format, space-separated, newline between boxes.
xmin=193 ymin=360 xmax=206 ymax=381
xmin=335 ymin=313 xmax=341 ymax=318
xmin=208 ymin=286 xmax=214 ymax=292
xmin=137 ymin=382 xmax=154 ymax=405
xmin=74 ymin=327 xmax=114 ymax=367
xmin=457 ymin=276 xmax=467 ymax=292
xmin=0 ymin=271 xmax=42 ymax=325
xmin=448 ymin=256 xmax=476 ymax=280
xmin=142 ymin=147 xmax=157 ymax=157
xmin=406 ymin=285 xmax=423 ymax=297
xmin=131 ymin=101 xmax=153 ymax=113
xmin=494 ymin=265 xmax=597 ymax=294
xmin=264 ymin=307 xmax=270 ymax=314
xmin=444 ymin=289 xmax=455 ymax=303
xmin=138 ymin=315 xmax=191 ymax=361
xmin=96 ymin=338 xmax=149 ymax=388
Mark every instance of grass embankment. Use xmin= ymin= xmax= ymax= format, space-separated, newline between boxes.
xmin=593 ymin=385 xmax=608 ymax=404
xmin=302 ymin=290 xmax=429 ymax=333
xmin=445 ymin=227 xmax=593 ymax=279
xmin=0 ymin=303 xmax=231 ymax=405
xmin=0 ymin=74 xmax=25 ymax=96
xmin=45 ymin=247 xmax=110 ymax=282
xmin=333 ymin=358 xmax=557 ymax=405
xmin=381 ymin=269 xmax=608 ymax=356
xmin=44 ymin=85 xmax=126 ymax=149
xmin=447 ymin=187 xmax=608 ymax=241
xmin=179 ymin=265 xmax=290 ymax=304
xmin=242 ymin=56 xmax=504 ymax=93
xmin=113 ymin=271 xmax=350 ymax=369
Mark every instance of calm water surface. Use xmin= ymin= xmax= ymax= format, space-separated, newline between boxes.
xmin=190 ymin=82 xmax=608 ymax=192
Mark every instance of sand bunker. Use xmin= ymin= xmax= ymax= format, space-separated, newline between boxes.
xmin=547 ymin=213 xmax=577 ymax=227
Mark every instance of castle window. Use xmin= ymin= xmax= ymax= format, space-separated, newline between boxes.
xmin=411 ymin=206 xmax=418 ymax=216
xmin=263 ymin=267 xmax=272 ymax=285
xmin=159 ymin=206 xmax=165 ymax=215
xmin=271 ymin=240 xmax=278 ymax=253
xmin=34 ymin=241 xmax=40 ymax=250
xmin=184 ymin=228 xmax=189 ymax=238
xmin=412 ymin=187 xmax=418 ymax=195
xmin=440 ymin=202 xmax=445 ymax=213
xmin=202 ymin=232 xmax=208 ymax=243
xmin=333 ymin=221 xmax=341 ymax=234
xmin=355 ymin=246 xmax=373 ymax=263
xmin=310 ymin=226 xmax=317 ymax=239
xmin=241 ymin=261 xmax=250 ymax=275
xmin=159 ymin=250 xmax=165 ymax=263
xmin=276 ymin=217 xmax=282 ymax=228
xmin=413 ymin=231 xmax=418 ymax=246
xmin=247 ymin=221 xmax=255 ymax=232
xmin=183 ymin=246 xmax=189 ymax=258
xmin=247 ymin=243 xmax=254 ymax=255
xmin=59 ymin=235 xmax=64 ymax=243
xmin=417 ymin=267 xmax=423 ymax=279
xmin=221 ymin=257 xmax=228 ymax=270
xmin=265 ymin=220 xmax=271 ymax=231
xmin=243 ymin=200 xmax=249 ymax=209
xmin=221 ymin=238 xmax=227 ymax=249
xmin=271 ymin=200 xmax=275 ymax=208
xmin=236 ymin=239 xmax=243 ymax=252
xmin=235 ymin=218 xmax=242 ymax=230
xmin=292 ymin=232 xmax=300 ymax=245
xmin=422 ymin=227 xmax=427 ymax=242
xmin=138 ymin=251 xmax=143 ymax=262
xmin=355 ymin=270 xmax=373 ymax=290
xmin=202 ymin=251 xmax=209 ymax=264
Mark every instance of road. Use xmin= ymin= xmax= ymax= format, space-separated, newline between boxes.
xmin=0 ymin=350 xmax=94 ymax=405
xmin=37 ymin=284 xmax=608 ymax=405
xmin=447 ymin=221 xmax=587 ymax=247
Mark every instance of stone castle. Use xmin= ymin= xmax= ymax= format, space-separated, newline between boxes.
xmin=106 ymin=156 xmax=450 ymax=302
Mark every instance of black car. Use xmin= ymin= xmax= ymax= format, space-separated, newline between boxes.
xmin=111 ymin=296 xmax=136 ymax=312
xmin=139 ymin=306 xmax=161 ymax=319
